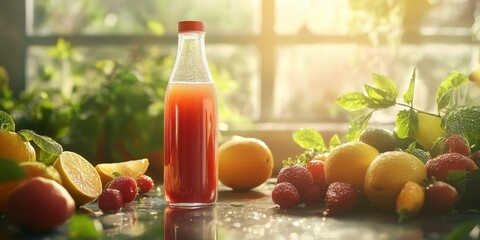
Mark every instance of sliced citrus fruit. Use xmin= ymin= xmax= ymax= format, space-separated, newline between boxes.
xmin=95 ymin=158 xmax=149 ymax=187
xmin=53 ymin=151 xmax=102 ymax=206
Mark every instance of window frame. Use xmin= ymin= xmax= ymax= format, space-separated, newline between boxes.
xmin=0 ymin=0 xmax=478 ymax=124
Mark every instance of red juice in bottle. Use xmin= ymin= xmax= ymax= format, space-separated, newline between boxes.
xmin=164 ymin=21 xmax=218 ymax=206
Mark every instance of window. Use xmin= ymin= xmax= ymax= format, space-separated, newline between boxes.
xmin=1 ymin=0 xmax=479 ymax=129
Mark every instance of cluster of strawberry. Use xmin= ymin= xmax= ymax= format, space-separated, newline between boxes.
xmin=97 ymin=175 xmax=154 ymax=213
xmin=420 ymin=134 xmax=478 ymax=212
xmin=271 ymin=160 xmax=356 ymax=216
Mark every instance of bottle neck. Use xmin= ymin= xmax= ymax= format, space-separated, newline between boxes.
xmin=170 ymin=32 xmax=213 ymax=83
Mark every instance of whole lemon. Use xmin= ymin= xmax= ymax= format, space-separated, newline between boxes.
xmin=364 ymin=151 xmax=427 ymax=211
xmin=415 ymin=113 xmax=445 ymax=150
xmin=325 ymin=141 xmax=379 ymax=190
xmin=219 ymin=136 xmax=273 ymax=191
xmin=0 ymin=131 xmax=36 ymax=163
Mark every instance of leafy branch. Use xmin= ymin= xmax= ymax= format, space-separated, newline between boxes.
xmin=335 ymin=69 xmax=469 ymax=141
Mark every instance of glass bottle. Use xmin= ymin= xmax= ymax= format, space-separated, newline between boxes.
xmin=163 ymin=21 xmax=218 ymax=206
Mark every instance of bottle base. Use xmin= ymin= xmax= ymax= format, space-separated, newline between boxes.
xmin=167 ymin=201 xmax=216 ymax=208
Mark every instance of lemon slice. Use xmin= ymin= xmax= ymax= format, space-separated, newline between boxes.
xmin=95 ymin=159 xmax=149 ymax=187
xmin=53 ymin=151 xmax=102 ymax=206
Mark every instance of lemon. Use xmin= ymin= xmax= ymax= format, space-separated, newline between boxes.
xmin=364 ymin=151 xmax=427 ymax=211
xmin=0 ymin=131 xmax=36 ymax=163
xmin=325 ymin=141 xmax=379 ymax=190
xmin=219 ymin=136 xmax=274 ymax=191
xmin=95 ymin=158 xmax=149 ymax=187
xmin=415 ymin=113 xmax=445 ymax=150
xmin=53 ymin=151 xmax=102 ymax=206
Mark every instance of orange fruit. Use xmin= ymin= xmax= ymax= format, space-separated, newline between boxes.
xmin=0 ymin=131 xmax=36 ymax=163
xmin=6 ymin=177 xmax=75 ymax=230
xmin=396 ymin=181 xmax=425 ymax=222
xmin=20 ymin=161 xmax=62 ymax=184
xmin=53 ymin=151 xmax=102 ymax=206
xmin=325 ymin=141 xmax=379 ymax=190
xmin=219 ymin=136 xmax=274 ymax=191
xmin=364 ymin=151 xmax=427 ymax=211
xmin=0 ymin=161 xmax=62 ymax=213
xmin=0 ymin=180 xmax=24 ymax=213
xmin=95 ymin=158 xmax=149 ymax=187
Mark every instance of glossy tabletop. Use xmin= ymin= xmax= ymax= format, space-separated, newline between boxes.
xmin=1 ymin=180 xmax=479 ymax=240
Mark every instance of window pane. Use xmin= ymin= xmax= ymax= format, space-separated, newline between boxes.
xmin=275 ymin=0 xmax=351 ymax=35
xmin=26 ymin=44 xmax=260 ymax=126
xmin=274 ymin=43 xmax=474 ymax=121
xmin=29 ymin=0 xmax=261 ymax=35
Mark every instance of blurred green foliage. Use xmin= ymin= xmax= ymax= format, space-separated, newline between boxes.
xmin=0 ymin=39 xmax=249 ymax=163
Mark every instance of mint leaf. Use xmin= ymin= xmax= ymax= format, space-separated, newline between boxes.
xmin=329 ymin=134 xmax=341 ymax=150
xmin=446 ymin=170 xmax=467 ymax=196
xmin=69 ymin=214 xmax=102 ymax=239
xmin=436 ymin=71 xmax=468 ymax=112
xmin=0 ymin=159 xmax=27 ymax=181
xmin=335 ymin=92 xmax=369 ymax=111
xmin=442 ymin=106 xmax=480 ymax=144
xmin=402 ymin=68 xmax=416 ymax=106
xmin=371 ymin=73 xmax=398 ymax=100
xmin=18 ymin=129 xmax=63 ymax=156
xmin=395 ymin=109 xmax=418 ymax=139
xmin=292 ymin=128 xmax=325 ymax=151
xmin=364 ymin=84 xmax=389 ymax=101
xmin=371 ymin=73 xmax=398 ymax=97
xmin=347 ymin=111 xmax=373 ymax=141
xmin=0 ymin=110 xmax=15 ymax=132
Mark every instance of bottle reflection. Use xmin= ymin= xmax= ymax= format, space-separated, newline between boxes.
xmin=164 ymin=206 xmax=217 ymax=240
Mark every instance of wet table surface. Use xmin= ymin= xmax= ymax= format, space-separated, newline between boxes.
xmin=1 ymin=180 xmax=480 ymax=240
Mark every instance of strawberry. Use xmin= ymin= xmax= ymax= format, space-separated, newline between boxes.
xmin=277 ymin=165 xmax=314 ymax=198
xmin=470 ymin=150 xmax=480 ymax=167
xmin=271 ymin=182 xmax=300 ymax=209
xmin=424 ymin=180 xmax=459 ymax=213
xmin=108 ymin=176 xmax=138 ymax=204
xmin=445 ymin=134 xmax=471 ymax=157
xmin=324 ymin=182 xmax=357 ymax=216
xmin=302 ymin=185 xmax=324 ymax=205
xmin=306 ymin=160 xmax=327 ymax=189
xmin=426 ymin=153 xmax=478 ymax=181
xmin=136 ymin=175 xmax=154 ymax=194
xmin=97 ymin=189 xmax=124 ymax=213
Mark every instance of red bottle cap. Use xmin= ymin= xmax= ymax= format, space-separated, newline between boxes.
xmin=178 ymin=21 xmax=205 ymax=33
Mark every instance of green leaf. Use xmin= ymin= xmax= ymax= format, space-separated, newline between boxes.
xmin=446 ymin=170 xmax=467 ymax=196
xmin=395 ymin=109 xmax=418 ymax=139
xmin=18 ymin=129 xmax=63 ymax=156
xmin=404 ymin=144 xmax=430 ymax=164
xmin=402 ymin=68 xmax=416 ymax=106
xmin=446 ymin=220 xmax=479 ymax=240
xmin=364 ymin=97 xmax=396 ymax=109
xmin=347 ymin=111 xmax=373 ymax=141
xmin=436 ymin=71 xmax=468 ymax=112
xmin=364 ymin=84 xmax=388 ymax=100
xmin=0 ymin=159 xmax=27 ymax=181
xmin=292 ymin=128 xmax=325 ymax=151
xmin=0 ymin=110 xmax=15 ymax=132
xmin=335 ymin=92 xmax=369 ymax=111
xmin=443 ymin=106 xmax=480 ymax=143
xmin=329 ymin=134 xmax=342 ymax=150
xmin=69 ymin=214 xmax=102 ymax=239
xmin=371 ymin=73 xmax=399 ymax=99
